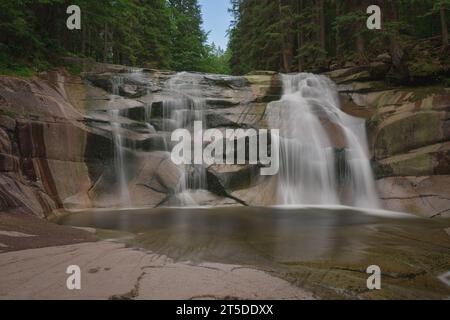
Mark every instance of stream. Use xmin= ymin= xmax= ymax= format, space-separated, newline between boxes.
xmin=57 ymin=206 xmax=450 ymax=299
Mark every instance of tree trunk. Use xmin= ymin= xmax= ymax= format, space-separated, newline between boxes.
xmin=335 ymin=0 xmax=341 ymax=61
xmin=104 ymin=23 xmax=108 ymax=63
xmin=319 ymin=0 xmax=326 ymax=50
xmin=279 ymin=0 xmax=293 ymax=72
xmin=355 ymin=0 xmax=368 ymax=64
xmin=297 ymin=0 xmax=304 ymax=71
xmin=441 ymin=2 xmax=449 ymax=47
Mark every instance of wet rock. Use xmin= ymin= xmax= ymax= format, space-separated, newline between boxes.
xmin=369 ymin=62 xmax=391 ymax=79
xmin=119 ymin=84 xmax=147 ymax=98
xmin=205 ymin=98 xmax=240 ymax=107
xmin=245 ymin=73 xmax=282 ymax=103
xmin=130 ymin=152 xmax=182 ymax=206
xmin=208 ymin=164 xmax=260 ymax=191
xmin=377 ymin=175 xmax=450 ymax=218
xmin=372 ymin=111 xmax=449 ymax=159
xmin=230 ymin=176 xmax=279 ymax=206
xmin=375 ymin=53 xmax=392 ymax=64
xmin=204 ymin=75 xmax=249 ymax=88
xmin=374 ymin=142 xmax=450 ymax=178
xmin=0 ymin=115 xmax=16 ymax=131
xmin=205 ymin=113 xmax=241 ymax=129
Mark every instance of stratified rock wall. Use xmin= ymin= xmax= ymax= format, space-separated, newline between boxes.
xmin=1 ymin=59 xmax=448 ymax=218
xmin=0 ymin=64 xmax=280 ymax=216
xmin=328 ymin=61 xmax=450 ymax=217
xmin=0 ymin=70 xmax=113 ymax=217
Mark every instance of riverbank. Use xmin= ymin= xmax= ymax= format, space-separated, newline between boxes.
xmin=0 ymin=212 xmax=314 ymax=300
xmin=0 ymin=211 xmax=96 ymax=253
xmin=55 ymin=207 xmax=450 ymax=299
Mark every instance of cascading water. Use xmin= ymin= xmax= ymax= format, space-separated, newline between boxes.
xmin=266 ymin=73 xmax=379 ymax=208
xmin=108 ymin=76 xmax=131 ymax=208
xmin=163 ymin=72 xmax=208 ymax=203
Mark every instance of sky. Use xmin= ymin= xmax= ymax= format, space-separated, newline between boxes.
xmin=199 ymin=0 xmax=232 ymax=50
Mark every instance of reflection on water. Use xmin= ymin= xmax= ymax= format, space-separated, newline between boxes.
xmin=58 ymin=207 xmax=450 ymax=298
xmin=57 ymin=207 xmax=445 ymax=263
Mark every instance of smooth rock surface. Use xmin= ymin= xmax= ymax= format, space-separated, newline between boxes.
xmin=0 ymin=242 xmax=313 ymax=300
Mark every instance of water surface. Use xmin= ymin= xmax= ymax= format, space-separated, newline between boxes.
xmin=58 ymin=207 xmax=450 ymax=299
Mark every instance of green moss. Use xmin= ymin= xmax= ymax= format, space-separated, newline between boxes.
xmin=375 ymin=112 xmax=442 ymax=158
xmin=63 ymin=61 xmax=84 ymax=76
xmin=0 ymin=64 xmax=34 ymax=77
xmin=0 ymin=110 xmax=17 ymax=118
xmin=407 ymin=86 xmax=448 ymax=102
xmin=389 ymin=153 xmax=434 ymax=176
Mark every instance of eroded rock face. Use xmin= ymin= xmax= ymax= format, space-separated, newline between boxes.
xmin=326 ymin=60 xmax=450 ymax=217
xmin=0 ymin=65 xmax=285 ymax=216
xmin=1 ymin=60 xmax=448 ymax=218
xmin=377 ymin=176 xmax=450 ymax=218
xmin=0 ymin=71 xmax=98 ymax=216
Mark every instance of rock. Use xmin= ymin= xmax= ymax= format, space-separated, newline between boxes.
xmin=207 ymin=104 xmax=267 ymax=128
xmin=246 ymin=71 xmax=277 ymax=76
xmin=205 ymin=98 xmax=240 ymax=107
xmin=86 ymin=73 xmax=147 ymax=98
xmin=374 ymin=142 xmax=450 ymax=178
xmin=369 ymin=62 xmax=391 ymax=79
xmin=0 ymin=241 xmax=312 ymax=300
xmin=245 ymin=74 xmax=282 ymax=103
xmin=372 ymin=111 xmax=449 ymax=159
xmin=343 ymin=62 xmax=358 ymax=68
xmin=377 ymin=176 xmax=450 ymax=218
xmin=0 ymin=115 xmax=16 ymax=130
xmin=0 ymin=172 xmax=57 ymax=218
xmin=337 ymin=70 xmax=372 ymax=84
xmin=326 ymin=66 xmax=371 ymax=84
xmin=205 ymin=113 xmax=241 ymax=129
xmin=163 ymin=190 xmax=241 ymax=207
xmin=204 ymin=75 xmax=249 ymax=88
xmin=375 ymin=53 xmax=392 ymax=63
xmin=119 ymin=84 xmax=147 ymax=98
xmin=231 ymin=176 xmax=279 ymax=206
xmin=208 ymin=164 xmax=260 ymax=191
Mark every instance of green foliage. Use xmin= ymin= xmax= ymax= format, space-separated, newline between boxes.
xmin=229 ymin=0 xmax=450 ymax=76
xmin=198 ymin=43 xmax=231 ymax=74
xmin=0 ymin=0 xmax=227 ymax=74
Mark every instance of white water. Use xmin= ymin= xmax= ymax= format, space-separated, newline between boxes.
xmin=109 ymin=76 xmax=131 ymax=208
xmin=163 ymin=72 xmax=208 ymax=201
xmin=266 ymin=73 xmax=379 ymax=208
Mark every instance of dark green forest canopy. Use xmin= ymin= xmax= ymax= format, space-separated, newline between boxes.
xmin=0 ymin=0 xmax=230 ymax=75
xmin=0 ymin=0 xmax=448 ymax=79
xmin=228 ymin=0 xmax=449 ymax=82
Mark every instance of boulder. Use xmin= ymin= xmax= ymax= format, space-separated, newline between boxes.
xmin=369 ymin=62 xmax=391 ymax=79
xmin=245 ymin=74 xmax=282 ymax=103
xmin=372 ymin=111 xmax=449 ymax=159
xmin=377 ymin=176 xmax=450 ymax=218
xmin=375 ymin=53 xmax=392 ymax=64
xmin=374 ymin=142 xmax=450 ymax=178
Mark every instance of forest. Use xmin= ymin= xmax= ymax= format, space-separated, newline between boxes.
xmin=0 ymin=0 xmax=449 ymax=81
xmin=0 ymin=0 xmax=230 ymax=75
xmin=228 ymin=0 xmax=449 ymax=82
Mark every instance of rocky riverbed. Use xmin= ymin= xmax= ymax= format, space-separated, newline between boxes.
xmin=0 ymin=58 xmax=449 ymax=300
xmin=0 ymin=211 xmax=313 ymax=300
xmin=0 ymin=58 xmax=449 ymax=216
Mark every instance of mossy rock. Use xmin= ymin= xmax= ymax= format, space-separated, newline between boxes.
xmin=373 ymin=111 xmax=447 ymax=159
xmin=374 ymin=142 xmax=450 ymax=178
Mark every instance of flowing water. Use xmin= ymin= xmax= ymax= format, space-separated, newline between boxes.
xmin=108 ymin=76 xmax=131 ymax=207
xmin=58 ymin=207 xmax=450 ymax=299
xmin=267 ymin=74 xmax=379 ymax=208
xmin=162 ymin=72 xmax=208 ymax=203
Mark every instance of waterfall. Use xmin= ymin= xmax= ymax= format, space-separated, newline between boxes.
xmin=163 ymin=72 xmax=208 ymax=203
xmin=266 ymin=73 xmax=379 ymax=209
xmin=109 ymin=76 xmax=131 ymax=208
